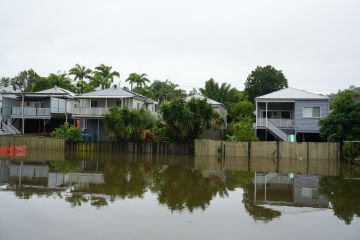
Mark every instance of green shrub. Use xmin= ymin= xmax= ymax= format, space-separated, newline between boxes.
xmin=51 ymin=122 xmax=81 ymax=141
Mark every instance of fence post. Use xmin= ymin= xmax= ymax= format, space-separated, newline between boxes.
xmin=276 ymin=141 xmax=280 ymax=173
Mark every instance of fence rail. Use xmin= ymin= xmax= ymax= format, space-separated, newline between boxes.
xmin=65 ymin=141 xmax=193 ymax=155
xmin=195 ymin=139 xmax=340 ymax=175
xmin=0 ymin=135 xmax=65 ymax=150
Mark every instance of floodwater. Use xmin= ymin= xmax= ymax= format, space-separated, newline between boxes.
xmin=0 ymin=152 xmax=360 ymax=240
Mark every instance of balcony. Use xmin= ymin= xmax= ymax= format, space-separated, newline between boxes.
xmin=72 ymin=107 xmax=109 ymax=117
xmin=257 ymin=118 xmax=294 ymax=128
xmin=11 ymin=107 xmax=51 ymax=118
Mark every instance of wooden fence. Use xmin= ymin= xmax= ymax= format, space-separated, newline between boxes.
xmin=65 ymin=141 xmax=193 ymax=155
xmin=0 ymin=135 xmax=65 ymax=151
xmin=0 ymin=135 xmax=66 ymax=162
xmin=195 ymin=139 xmax=340 ymax=176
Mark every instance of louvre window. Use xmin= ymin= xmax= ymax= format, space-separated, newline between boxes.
xmin=303 ymin=107 xmax=320 ymax=118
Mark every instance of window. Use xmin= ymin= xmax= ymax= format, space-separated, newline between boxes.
xmin=137 ymin=103 xmax=140 ymax=109
xmin=34 ymin=101 xmax=45 ymax=108
xmin=303 ymin=107 xmax=320 ymax=118
xmin=116 ymin=100 xmax=122 ymax=107
xmin=281 ymin=111 xmax=291 ymax=119
xmin=82 ymin=119 xmax=88 ymax=129
xmin=91 ymin=100 xmax=98 ymax=108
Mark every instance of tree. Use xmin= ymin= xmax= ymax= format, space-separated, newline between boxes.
xmin=227 ymin=117 xmax=258 ymax=141
xmin=125 ymin=73 xmax=150 ymax=91
xmin=244 ymin=65 xmax=288 ymax=102
xmin=200 ymin=78 xmax=246 ymax=110
xmin=69 ymin=64 xmax=93 ymax=94
xmin=11 ymin=69 xmax=41 ymax=91
xmin=93 ymin=64 xmax=120 ymax=89
xmin=0 ymin=77 xmax=11 ymax=89
xmin=160 ymin=98 xmax=215 ymax=142
xmin=69 ymin=64 xmax=93 ymax=82
xmin=103 ymin=107 xmax=156 ymax=142
xmin=230 ymin=101 xmax=255 ymax=121
xmin=133 ymin=79 xmax=185 ymax=104
xmin=31 ymin=72 xmax=77 ymax=93
xmin=50 ymin=122 xmax=81 ymax=141
xmin=320 ymin=90 xmax=360 ymax=142
xmin=132 ymin=85 xmax=155 ymax=99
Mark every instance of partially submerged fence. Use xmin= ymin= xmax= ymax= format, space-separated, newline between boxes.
xmin=65 ymin=141 xmax=193 ymax=155
xmin=195 ymin=139 xmax=340 ymax=175
xmin=0 ymin=135 xmax=66 ymax=161
xmin=0 ymin=135 xmax=65 ymax=151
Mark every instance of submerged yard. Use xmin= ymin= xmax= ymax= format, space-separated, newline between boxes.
xmin=0 ymin=152 xmax=359 ymax=240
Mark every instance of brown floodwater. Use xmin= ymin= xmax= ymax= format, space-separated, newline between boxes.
xmin=0 ymin=152 xmax=359 ymax=240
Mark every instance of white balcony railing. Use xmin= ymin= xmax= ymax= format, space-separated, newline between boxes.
xmin=12 ymin=107 xmax=51 ymax=117
xmin=257 ymin=118 xmax=294 ymax=128
xmin=73 ymin=107 xmax=110 ymax=116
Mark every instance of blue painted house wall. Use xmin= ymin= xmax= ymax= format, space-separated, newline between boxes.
xmin=294 ymin=100 xmax=330 ymax=133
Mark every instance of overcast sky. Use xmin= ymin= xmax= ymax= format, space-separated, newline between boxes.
xmin=0 ymin=0 xmax=359 ymax=94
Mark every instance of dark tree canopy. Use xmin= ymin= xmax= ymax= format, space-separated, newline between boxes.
xmin=11 ymin=69 xmax=41 ymax=91
xmin=244 ymin=65 xmax=288 ymax=101
xmin=160 ymin=98 xmax=215 ymax=142
xmin=320 ymin=90 xmax=360 ymax=142
xmin=133 ymin=79 xmax=185 ymax=104
xmin=31 ymin=72 xmax=76 ymax=93
xmin=230 ymin=101 xmax=255 ymax=121
xmin=199 ymin=78 xmax=246 ymax=110
xmin=103 ymin=107 xmax=156 ymax=142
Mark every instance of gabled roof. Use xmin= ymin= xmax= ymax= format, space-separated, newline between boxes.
xmin=256 ymin=88 xmax=329 ymax=101
xmin=75 ymin=86 xmax=155 ymax=103
xmin=185 ymin=94 xmax=223 ymax=105
xmin=75 ymin=86 xmax=135 ymax=98
xmin=36 ymin=87 xmax=75 ymax=97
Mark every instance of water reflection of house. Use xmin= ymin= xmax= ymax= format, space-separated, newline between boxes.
xmin=9 ymin=163 xmax=49 ymax=186
xmin=48 ymin=172 xmax=104 ymax=188
xmin=6 ymin=162 xmax=104 ymax=190
xmin=253 ymin=173 xmax=328 ymax=208
xmin=0 ymin=160 xmax=10 ymax=184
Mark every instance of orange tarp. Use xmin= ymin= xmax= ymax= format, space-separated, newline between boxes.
xmin=0 ymin=145 xmax=27 ymax=158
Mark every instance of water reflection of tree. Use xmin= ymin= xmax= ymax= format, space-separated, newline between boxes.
xmin=152 ymin=166 xmax=228 ymax=212
xmin=319 ymin=176 xmax=360 ymax=224
xmin=225 ymin=171 xmax=281 ymax=222
xmin=65 ymin=194 xmax=89 ymax=207
xmin=90 ymin=196 xmax=108 ymax=208
xmin=103 ymin=162 xmax=148 ymax=199
xmin=242 ymin=185 xmax=281 ymax=222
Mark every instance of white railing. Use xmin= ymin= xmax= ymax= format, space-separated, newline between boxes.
xmin=12 ymin=107 xmax=51 ymax=117
xmin=1 ymin=121 xmax=21 ymax=134
xmin=73 ymin=107 xmax=110 ymax=116
xmin=257 ymin=118 xmax=294 ymax=128
xmin=266 ymin=119 xmax=288 ymax=141
xmin=37 ymin=108 xmax=51 ymax=115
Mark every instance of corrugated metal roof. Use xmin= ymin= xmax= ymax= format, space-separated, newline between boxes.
xmin=75 ymin=86 xmax=155 ymax=102
xmin=256 ymin=88 xmax=329 ymax=100
xmin=75 ymin=86 xmax=135 ymax=98
xmin=185 ymin=94 xmax=223 ymax=105
xmin=36 ymin=87 xmax=75 ymax=96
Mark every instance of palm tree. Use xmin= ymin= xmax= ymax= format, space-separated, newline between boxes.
xmin=94 ymin=64 xmax=120 ymax=89
xmin=69 ymin=64 xmax=92 ymax=82
xmin=125 ymin=73 xmax=150 ymax=91
xmin=69 ymin=64 xmax=93 ymax=94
